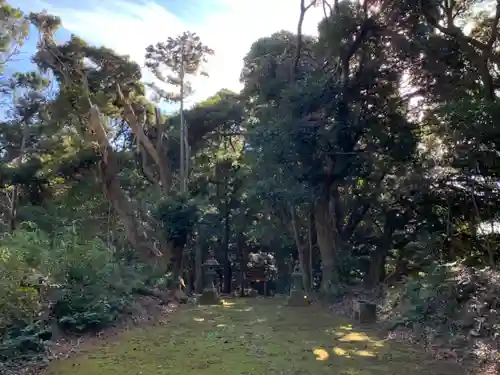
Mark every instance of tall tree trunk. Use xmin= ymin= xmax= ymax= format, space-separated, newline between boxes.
xmin=314 ymin=199 xmax=338 ymax=293
xmin=179 ymin=42 xmax=186 ymax=194
xmin=99 ymin=155 xmax=160 ymax=258
xmin=290 ymin=205 xmax=310 ymax=291
xmin=170 ymin=242 xmax=183 ymax=287
xmin=238 ymin=235 xmax=247 ymax=297
xmin=364 ymin=211 xmax=396 ymax=288
xmin=308 ymin=208 xmax=315 ymax=290
xmin=195 ymin=234 xmax=203 ymax=294
xmin=9 ymin=117 xmax=29 ymax=232
xmin=223 ymin=188 xmax=231 ymax=294
xmin=298 ymin=244 xmax=310 ymax=291
xmin=364 ymin=246 xmax=389 ymax=288
xmin=117 ymin=85 xmax=171 ymax=191
xmin=90 ymin=106 xmax=161 ymax=259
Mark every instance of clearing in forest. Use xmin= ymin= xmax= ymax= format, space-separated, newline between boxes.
xmin=45 ymin=298 xmax=465 ymax=375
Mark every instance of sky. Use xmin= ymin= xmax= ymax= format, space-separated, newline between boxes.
xmin=6 ymin=0 xmax=325 ymax=109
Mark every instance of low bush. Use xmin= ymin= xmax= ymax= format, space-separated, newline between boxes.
xmin=384 ymin=261 xmax=500 ymax=366
xmin=0 ymin=223 xmax=159 ymax=364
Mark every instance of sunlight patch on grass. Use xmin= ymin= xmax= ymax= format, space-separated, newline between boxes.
xmin=339 ymin=332 xmax=371 ymax=342
xmin=333 ymin=347 xmax=350 ymax=357
xmin=325 ymin=328 xmax=349 ymax=337
xmin=313 ymin=348 xmax=329 ymax=360
xmin=339 ymin=324 xmax=353 ymax=330
xmin=372 ymin=340 xmax=385 ymax=348
xmin=355 ymin=350 xmax=376 ymax=357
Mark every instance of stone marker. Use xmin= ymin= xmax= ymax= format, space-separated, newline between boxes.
xmin=353 ymin=300 xmax=377 ymax=324
xmin=286 ymin=261 xmax=310 ymax=306
xmin=199 ymin=252 xmax=222 ymax=305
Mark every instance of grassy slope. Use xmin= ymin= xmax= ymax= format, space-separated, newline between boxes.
xmin=45 ymin=298 xmax=465 ymax=375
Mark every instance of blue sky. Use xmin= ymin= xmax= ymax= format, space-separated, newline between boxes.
xmin=5 ymin=0 xmax=324 ymax=107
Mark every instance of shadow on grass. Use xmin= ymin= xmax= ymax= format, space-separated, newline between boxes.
xmin=45 ymin=297 xmax=466 ymax=375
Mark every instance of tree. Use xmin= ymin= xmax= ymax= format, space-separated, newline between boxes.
xmin=0 ymin=72 xmax=50 ymax=232
xmin=145 ymin=31 xmax=214 ymax=193
xmin=2 ymin=2 xmax=500 ymax=370
xmin=242 ymin=2 xmax=418 ymax=291
xmin=0 ymin=0 xmax=28 ymax=73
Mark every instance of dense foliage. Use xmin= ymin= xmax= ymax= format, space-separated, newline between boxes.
xmin=1 ymin=0 xmax=500 ymax=372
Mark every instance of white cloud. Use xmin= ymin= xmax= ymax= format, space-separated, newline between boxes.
xmin=18 ymin=0 xmax=325 ymax=108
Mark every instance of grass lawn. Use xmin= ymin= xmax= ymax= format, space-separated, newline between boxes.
xmin=45 ymin=297 xmax=465 ymax=375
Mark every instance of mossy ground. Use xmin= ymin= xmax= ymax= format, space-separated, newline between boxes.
xmin=45 ymin=297 xmax=465 ymax=375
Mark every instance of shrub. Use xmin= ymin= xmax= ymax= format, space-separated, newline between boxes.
xmin=0 ymin=245 xmax=43 ymax=335
xmin=394 ymin=262 xmax=458 ymax=326
xmin=384 ymin=262 xmax=500 ymax=368
xmin=47 ymin=234 xmax=136 ymax=332
xmin=0 ymin=322 xmax=51 ymax=361
xmin=0 ymin=222 xmax=166 ymax=368
xmin=0 ymin=228 xmax=51 ymax=365
xmin=0 ymin=224 xmax=149 ymax=335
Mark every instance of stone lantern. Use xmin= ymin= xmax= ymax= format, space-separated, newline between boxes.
xmin=291 ymin=265 xmax=304 ymax=291
xmin=287 ymin=261 xmax=310 ymax=306
xmin=199 ymin=251 xmax=222 ymax=305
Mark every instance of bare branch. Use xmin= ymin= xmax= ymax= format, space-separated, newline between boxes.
xmin=293 ymin=0 xmax=318 ymax=76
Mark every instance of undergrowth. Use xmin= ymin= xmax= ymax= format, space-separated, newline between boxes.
xmin=0 ymin=223 xmax=162 ymax=374
xmin=384 ymin=262 xmax=500 ymax=369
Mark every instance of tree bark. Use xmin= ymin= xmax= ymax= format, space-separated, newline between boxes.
xmin=314 ymin=199 xmax=337 ymax=293
xmin=223 ymin=184 xmax=231 ymax=294
xmin=99 ymin=156 xmax=160 ymax=258
xmin=170 ymin=242 xmax=183 ymax=287
xmin=290 ymin=205 xmax=311 ymax=291
xmin=9 ymin=115 xmax=29 ymax=232
xmin=238 ymin=235 xmax=247 ymax=296
xmin=89 ymin=105 xmax=161 ymax=259
xmin=179 ymin=43 xmax=186 ymax=194
xmin=308 ymin=208 xmax=315 ymax=289
xmin=364 ymin=213 xmax=395 ymax=288
xmin=364 ymin=244 xmax=389 ymax=288
xmin=194 ymin=235 xmax=203 ymax=294
xmin=117 ymin=85 xmax=171 ymax=191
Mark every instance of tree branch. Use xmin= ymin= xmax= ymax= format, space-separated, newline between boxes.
xmin=488 ymin=0 xmax=500 ymax=49
xmin=293 ymin=0 xmax=317 ymax=75
xmin=116 ymin=84 xmax=172 ymax=190
xmin=422 ymin=5 xmax=500 ymax=66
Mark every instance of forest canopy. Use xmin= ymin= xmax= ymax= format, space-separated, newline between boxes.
xmin=1 ymin=0 xmax=500 ymax=373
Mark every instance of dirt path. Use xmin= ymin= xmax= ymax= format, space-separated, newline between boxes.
xmin=44 ymin=297 xmax=465 ymax=375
